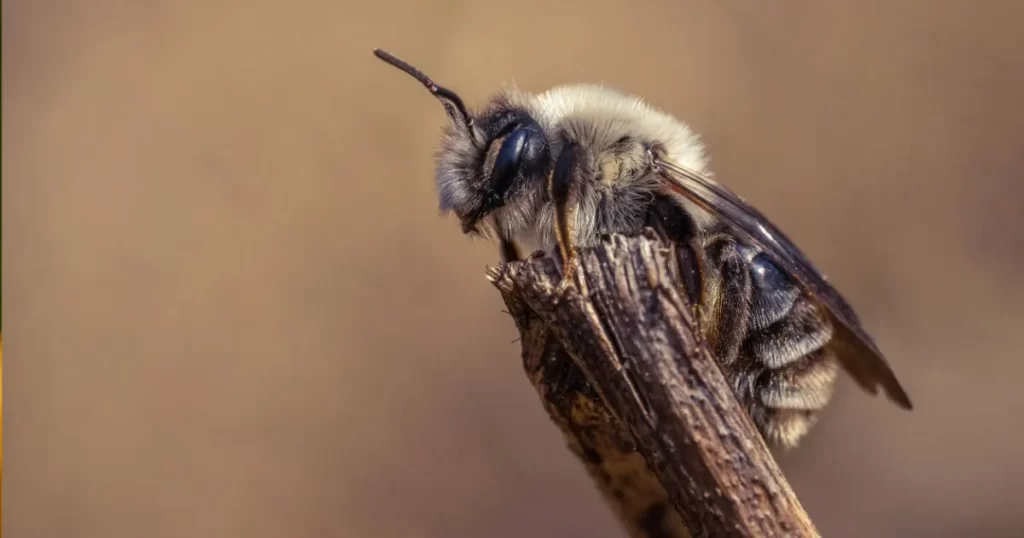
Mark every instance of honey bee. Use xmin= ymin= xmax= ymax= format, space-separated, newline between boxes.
xmin=374 ymin=48 xmax=912 ymax=535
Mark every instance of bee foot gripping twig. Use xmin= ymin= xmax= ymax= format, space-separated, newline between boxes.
xmin=556 ymin=254 xmax=581 ymax=294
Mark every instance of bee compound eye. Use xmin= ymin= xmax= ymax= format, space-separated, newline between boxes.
xmin=491 ymin=128 xmax=529 ymax=196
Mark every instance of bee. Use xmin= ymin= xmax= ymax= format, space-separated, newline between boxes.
xmin=374 ymin=48 xmax=912 ymax=535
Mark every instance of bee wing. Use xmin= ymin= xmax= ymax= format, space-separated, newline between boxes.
xmin=655 ymin=158 xmax=912 ymax=410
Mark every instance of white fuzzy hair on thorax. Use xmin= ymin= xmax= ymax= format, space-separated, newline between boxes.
xmin=535 ymin=84 xmax=709 ymax=172
xmin=488 ymin=84 xmax=717 ymax=249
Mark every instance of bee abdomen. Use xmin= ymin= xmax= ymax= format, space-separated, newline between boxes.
xmin=755 ymin=347 xmax=840 ymax=410
xmin=743 ymin=246 xmax=802 ymax=331
xmin=744 ymin=299 xmax=834 ymax=369
xmin=742 ymin=289 xmax=840 ymax=448
xmin=739 ymin=357 xmax=841 ymax=448
xmin=706 ymin=236 xmax=841 ymax=448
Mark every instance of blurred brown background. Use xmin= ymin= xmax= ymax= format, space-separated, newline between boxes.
xmin=5 ymin=1 xmax=1024 ymax=536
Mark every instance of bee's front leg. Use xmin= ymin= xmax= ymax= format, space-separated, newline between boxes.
xmin=499 ymin=237 xmax=521 ymax=263
xmin=549 ymin=144 xmax=581 ymax=287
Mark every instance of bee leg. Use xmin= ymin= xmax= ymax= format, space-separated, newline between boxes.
xmin=499 ymin=237 xmax=521 ymax=263
xmin=645 ymin=195 xmax=705 ymax=307
xmin=704 ymin=236 xmax=753 ymax=367
xmin=549 ymin=144 xmax=581 ymax=286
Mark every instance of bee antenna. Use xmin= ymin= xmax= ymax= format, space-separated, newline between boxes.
xmin=373 ymin=48 xmax=475 ymax=131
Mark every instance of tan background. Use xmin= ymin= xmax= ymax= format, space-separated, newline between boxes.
xmin=5 ymin=1 xmax=1024 ymax=536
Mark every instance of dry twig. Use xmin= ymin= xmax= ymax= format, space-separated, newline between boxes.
xmin=487 ymin=231 xmax=819 ymax=538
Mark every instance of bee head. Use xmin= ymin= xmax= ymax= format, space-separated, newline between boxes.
xmin=374 ymin=49 xmax=550 ymax=236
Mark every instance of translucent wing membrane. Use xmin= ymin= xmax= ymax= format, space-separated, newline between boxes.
xmin=654 ymin=158 xmax=912 ymax=410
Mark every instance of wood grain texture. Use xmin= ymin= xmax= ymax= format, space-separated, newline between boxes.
xmin=488 ymin=231 xmax=819 ymax=538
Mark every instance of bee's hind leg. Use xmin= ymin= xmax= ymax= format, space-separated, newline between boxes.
xmin=549 ymin=144 xmax=581 ymax=287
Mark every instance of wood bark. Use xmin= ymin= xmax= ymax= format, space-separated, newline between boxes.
xmin=488 ymin=231 xmax=819 ymax=538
